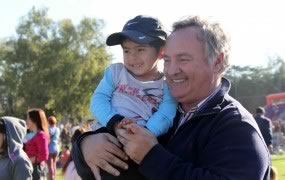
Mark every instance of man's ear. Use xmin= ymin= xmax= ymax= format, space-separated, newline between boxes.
xmin=213 ymin=53 xmax=224 ymax=73
xmin=158 ymin=47 xmax=165 ymax=59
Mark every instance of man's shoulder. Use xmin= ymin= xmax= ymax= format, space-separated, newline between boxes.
xmin=255 ymin=115 xmax=271 ymax=122
xmin=261 ymin=116 xmax=271 ymax=122
xmin=218 ymin=95 xmax=257 ymax=127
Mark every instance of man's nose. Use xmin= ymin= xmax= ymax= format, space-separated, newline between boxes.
xmin=165 ymin=62 xmax=181 ymax=76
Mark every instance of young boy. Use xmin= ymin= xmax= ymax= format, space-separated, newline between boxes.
xmin=0 ymin=116 xmax=33 ymax=180
xmin=90 ymin=15 xmax=177 ymax=137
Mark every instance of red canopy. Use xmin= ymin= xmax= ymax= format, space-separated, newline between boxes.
xmin=266 ymin=92 xmax=285 ymax=105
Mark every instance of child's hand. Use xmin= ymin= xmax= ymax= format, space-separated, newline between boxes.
xmin=114 ymin=118 xmax=133 ymax=136
xmin=120 ymin=118 xmax=137 ymax=134
xmin=119 ymin=118 xmax=136 ymax=128
xmin=114 ymin=118 xmax=136 ymax=136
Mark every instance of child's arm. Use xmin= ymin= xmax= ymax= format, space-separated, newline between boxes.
xmin=90 ymin=66 xmax=124 ymax=131
xmin=146 ymin=82 xmax=177 ymax=137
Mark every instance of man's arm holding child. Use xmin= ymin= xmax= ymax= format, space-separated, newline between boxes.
xmin=71 ymin=130 xmax=129 ymax=180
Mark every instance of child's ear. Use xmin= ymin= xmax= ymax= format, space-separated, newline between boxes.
xmin=158 ymin=47 xmax=165 ymax=59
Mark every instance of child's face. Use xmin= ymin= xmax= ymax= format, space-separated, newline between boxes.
xmin=122 ymin=39 xmax=160 ymax=81
xmin=0 ymin=132 xmax=4 ymax=152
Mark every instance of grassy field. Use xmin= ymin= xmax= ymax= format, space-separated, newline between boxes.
xmin=55 ymin=154 xmax=285 ymax=179
xmin=272 ymin=154 xmax=285 ymax=180
xmin=56 ymin=169 xmax=64 ymax=180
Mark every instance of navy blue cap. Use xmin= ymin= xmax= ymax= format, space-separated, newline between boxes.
xmin=106 ymin=15 xmax=167 ymax=46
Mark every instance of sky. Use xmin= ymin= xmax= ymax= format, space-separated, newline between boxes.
xmin=1 ymin=0 xmax=285 ymax=67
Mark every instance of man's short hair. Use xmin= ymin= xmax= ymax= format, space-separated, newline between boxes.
xmin=172 ymin=16 xmax=230 ymax=74
xmin=256 ymin=107 xmax=265 ymax=114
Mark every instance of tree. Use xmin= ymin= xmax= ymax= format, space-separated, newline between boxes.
xmin=0 ymin=7 xmax=110 ymax=121
xmin=225 ymin=57 xmax=285 ymax=113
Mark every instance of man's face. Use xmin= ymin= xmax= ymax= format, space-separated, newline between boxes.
xmin=163 ymin=27 xmax=220 ymax=111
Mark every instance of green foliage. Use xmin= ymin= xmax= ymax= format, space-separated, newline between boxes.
xmin=225 ymin=57 xmax=285 ymax=113
xmin=0 ymin=7 xmax=110 ymax=121
xmin=1 ymin=7 xmax=284 ymax=121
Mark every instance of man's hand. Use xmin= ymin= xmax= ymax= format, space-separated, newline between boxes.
xmin=81 ymin=133 xmax=129 ymax=180
xmin=117 ymin=123 xmax=158 ymax=164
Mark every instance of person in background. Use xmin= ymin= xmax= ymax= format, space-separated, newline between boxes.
xmin=71 ymin=123 xmax=81 ymax=136
xmin=63 ymin=127 xmax=86 ymax=180
xmin=0 ymin=116 xmax=33 ymax=180
xmin=87 ymin=119 xmax=96 ymax=131
xmin=255 ymin=107 xmax=273 ymax=153
xmin=25 ymin=108 xmax=49 ymax=180
xmin=59 ymin=145 xmax=70 ymax=168
xmin=60 ymin=126 xmax=71 ymax=147
xmin=47 ymin=116 xmax=60 ymax=180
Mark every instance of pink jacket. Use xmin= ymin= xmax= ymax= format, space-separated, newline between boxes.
xmin=24 ymin=131 xmax=49 ymax=163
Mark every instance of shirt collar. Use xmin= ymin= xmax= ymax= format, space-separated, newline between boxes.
xmin=178 ymin=83 xmax=222 ymax=114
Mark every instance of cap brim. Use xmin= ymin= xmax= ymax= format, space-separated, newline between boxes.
xmin=106 ymin=30 xmax=155 ymax=46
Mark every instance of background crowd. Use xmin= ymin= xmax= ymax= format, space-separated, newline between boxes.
xmin=0 ymin=107 xmax=96 ymax=180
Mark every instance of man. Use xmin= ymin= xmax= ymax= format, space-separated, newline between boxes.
xmin=72 ymin=16 xmax=270 ymax=180
xmin=255 ymin=107 xmax=273 ymax=153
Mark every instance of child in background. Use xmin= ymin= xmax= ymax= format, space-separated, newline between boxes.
xmin=59 ymin=145 xmax=70 ymax=167
xmin=0 ymin=116 xmax=33 ymax=180
xmin=90 ymin=15 xmax=177 ymax=137
xmin=47 ymin=116 xmax=60 ymax=180
xmin=62 ymin=128 xmax=86 ymax=180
